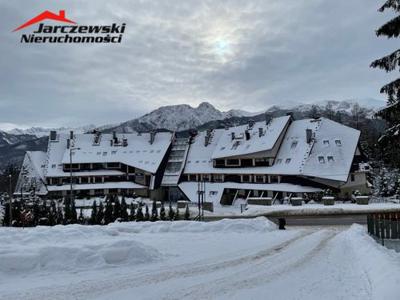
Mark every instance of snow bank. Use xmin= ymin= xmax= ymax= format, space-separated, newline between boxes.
xmin=0 ymin=218 xmax=275 ymax=276
xmin=0 ymin=225 xmax=161 ymax=275
xmin=337 ymin=224 xmax=400 ymax=299
xmin=108 ymin=217 xmax=277 ymax=234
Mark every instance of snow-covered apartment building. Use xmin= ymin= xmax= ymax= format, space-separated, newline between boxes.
xmin=15 ymin=115 xmax=370 ymax=204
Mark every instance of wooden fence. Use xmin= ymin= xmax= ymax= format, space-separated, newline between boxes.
xmin=367 ymin=213 xmax=400 ymax=241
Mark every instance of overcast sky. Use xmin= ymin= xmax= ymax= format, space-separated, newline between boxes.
xmin=0 ymin=0 xmax=397 ymax=129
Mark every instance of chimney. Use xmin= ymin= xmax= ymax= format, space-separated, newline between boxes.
xmin=113 ymin=131 xmax=118 ymax=143
xmin=265 ymin=113 xmax=272 ymax=125
xmin=70 ymin=131 xmax=74 ymax=140
xmin=231 ymin=132 xmax=235 ymax=141
xmin=67 ymin=139 xmax=70 ymax=149
xmin=50 ymin=130 xmax=57 ymax=141
xmin=245 ymin=130 xmax=250 ymax=140
xmin=258 ymin=128 xmax=263 ymax=138
xmin=306 ymin=129 xmax=313 ymax=144
xmin=149 ymin=131 xmax=156 ymax=144
xmin=248 ymin=119 xmax=254 ymax=129
xmin=122 ymin=137 xmax=128 ymax=147
xmin=59 ymin=10 xmax=65 ymax=18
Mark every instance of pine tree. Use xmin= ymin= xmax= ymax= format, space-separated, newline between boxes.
xmin=64 ymin=198 xmax=71 ymax=224
xmin=120 ymin=197 xmax=128 ymax=221
xmin=129 ymin=203 xmax=136 ymax=221
xmin=144 ymin=205 xmax=150 ymax=221
xmin=160 ymin=202 xmax=166 ymax=221
xmin=56 ymin=206 xmax=63 ymax=225
xmin=90 ymin=200 xmax=98 ymax=225
xmin=168 ymin=203 xmax=175 ymax=221
xmin=151 ymin=200 xmax=158 ymax=222
xmin=78 ymin=208 xmax=85 ymax=224
xmin=97 ymin=202 xmax=105 ymax=225
xmin=48 ymin=200 xmax=56 ymax=226
xmin=371 ymin=1 xmax=400 ymax=166
xmin=175 ymin=207 xmax=180 ymax=221
xmin=184 ymin=204 xmax=190 ymax=220
xmin=104 ymin=200 xmax=113 ymax=224
xmin=113 ymin=197 xmax=122 ymax=221
xmin=70 ymin=200 xmax=77 ymax=224
xmin=136 ymin=206 xmax=144 ymax=222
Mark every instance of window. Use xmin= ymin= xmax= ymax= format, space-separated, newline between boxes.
xmin=102 ymin=152 xmax=107 ymax=156
xmin=323 ymin=140 xmax=330 ymax=145
xmin=255 ymin=175 xmax=264 ymax=183
xmin=242 ymin=175 xmax=251 ymax=182
xmin=226 ymin=159 xmax=240 ymax=166
xmin=327 ymin=156 xmax=334 ymax=162
xmin=255 ymin=158 xmax=269 ymax=166
xmin=291 ymin=141 xmax=298 ymax=149
xmin=213 ymin=174 xmax=224 ymax=182
xmin=276 ymin=159 xmax=282 ymax=164
xmin=318 ymin=156 xmax=325 ymax=163
xmin=285 ymin=158 xmax=291 ymax=164
xmin=214 ymin=159 xmax=225 ymax=167
xmin=111 ymin=150 xmax=117 ymax=155
xmin=335 ymin=139 xmax=342 ymax=146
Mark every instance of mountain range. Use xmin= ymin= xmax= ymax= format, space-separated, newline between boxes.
xmin=0 ymin=98 xmax=387 ymax=171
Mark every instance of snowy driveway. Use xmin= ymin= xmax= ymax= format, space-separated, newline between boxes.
xmin=0 ymin=219 xmax=399 ymax=300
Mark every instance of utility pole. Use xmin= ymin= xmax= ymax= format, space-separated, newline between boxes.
xmin=8 ymin=174 xmax=12 ymax=226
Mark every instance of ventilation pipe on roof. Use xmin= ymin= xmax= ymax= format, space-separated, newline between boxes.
xmin=149 ymin=131 xmax=156 ymax=144
xmin=258 ymin=128 xmax=264 ymax=137
xmin=50 ymin=131 xmax=57 ymax=141
xmin=245 ymin=130 xmax=250 ymax=140
xmin=67 ymin=139 xmax=70 ymax=149
xmin=112 ymin=131 xmax=118 ymax=144
xmin=306 ymin=129 xmax=313 ymax=144
xmin=248 ymin=119 xmax=254 ymax=129
xmin=265 ymin=113 xmax=272 ymax=125
xmin=231 ymin=132 xmax=235 ymax=140
xmin=70 ymin=131 xmax=74 ymax=140
xmin=122 ymin=137 xmax=128 ymax=147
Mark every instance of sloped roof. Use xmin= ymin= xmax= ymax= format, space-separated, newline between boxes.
xmin=46 ymin=132 xmax=172 ymax=175
xmin=182 ymin=117 xmax=360 ymax=182
xmin=211 ymin=116 xmax=290 ymax=159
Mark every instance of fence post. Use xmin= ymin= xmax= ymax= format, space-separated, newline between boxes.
xmin=385 ymin=213 xmax=391 ymax=240
xmin=393 ymin=213 xmax=399 ymax=239
xmin=380 ymin=214 xmax=385 ymax=246
xmin=375 ymin=214 xmax=380 ymax=239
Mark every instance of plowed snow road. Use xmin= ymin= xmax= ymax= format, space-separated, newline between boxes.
xmin=0 ymin=221 xmax=399 ymax=300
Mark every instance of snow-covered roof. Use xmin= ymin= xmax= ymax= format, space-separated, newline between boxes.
xmin=15 ymin=151 xmax=47 ymax=195
xmin=45 ymin=132 xmax=172 ymax=176
xmin=211 ymin=116 xmax=290 ymax=159
xmin=183 ymin=117 xmax=360 ymax=182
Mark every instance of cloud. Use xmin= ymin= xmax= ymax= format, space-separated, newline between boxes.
xmin=0 ymin=0 xmax=396 ymax=128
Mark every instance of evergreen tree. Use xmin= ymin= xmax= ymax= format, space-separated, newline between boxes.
xmin=56 ymin=206 xmax=63 ymax=225
xmin=144 ymin=205 xmax=150 ymax=221
xmin=371 ymin=1 xmax=400 ymax=166
xmin=151 ymin=200 xmax=158 ymax=222
xmin=121 ymin=197 xmax=128 ymax=221
xmin=70 ymin=200 xmax=77 ymax=224
xmin=136 ymin=206 xmax=144 ymax=222
xmin=129 ymin=203 xmax=136 ymax=221
xmin=113 ymin=197 xmax=122 ymax=221
xmin=64 ymin=198 xmax=71 ymax=224
xmin=97 ymin=202 xmax=105 ymax=225
xmin=104 ymin=200 xmax=113 ymax=224
xmin=78 ymin=208 xmax=85 ymax=224
xmin=175 ymin=207 xmax=180 ymax=221
xmin=184 ymin=204 xmax=190 ymax=220
xmin=90 ymin=201 xmax=98 ymax=225
xmin=48 ymin=200 xmax=56 ymax=226
xmin=159 ymin=202 xmax=166 ymax=221
xmin=168 ymin=203 xmax=175 ymax=221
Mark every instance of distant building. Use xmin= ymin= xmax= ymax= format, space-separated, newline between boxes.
xmin=15 ymin=116 xmax=370 ymax=204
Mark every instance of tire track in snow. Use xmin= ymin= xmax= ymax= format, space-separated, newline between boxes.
xmin=3 ymin=229 xmax=315 ymax=300
xmin=166 ymin=229 xmax=341 ymax=300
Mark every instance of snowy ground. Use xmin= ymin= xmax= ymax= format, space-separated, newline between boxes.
xmin=1 ymin=219 xmax=400 ymax=300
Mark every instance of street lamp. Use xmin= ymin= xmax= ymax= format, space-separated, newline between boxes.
xmin=69 ymin=146 xmax=81 ymax=206
xmin=8 ymin=174 xmax=12 ymax=226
